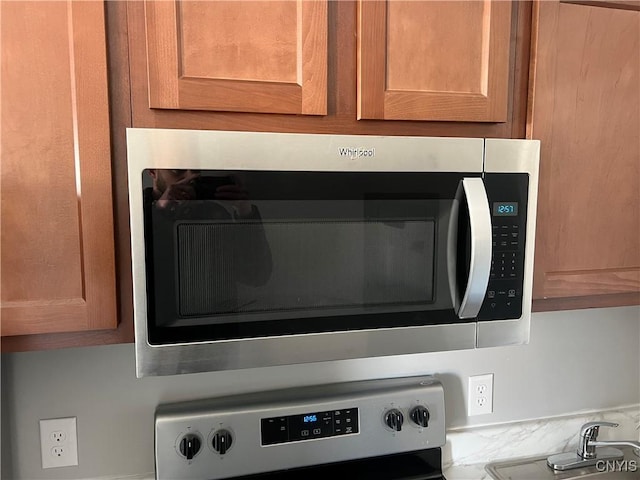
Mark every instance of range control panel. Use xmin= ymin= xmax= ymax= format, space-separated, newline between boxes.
xmin=261 ymin=408 xmax=359 ymax=445
xmin=155 ymin=376 xmax=445 ymax=480
xmin=478 ymin=174 xmax=529 ymax=321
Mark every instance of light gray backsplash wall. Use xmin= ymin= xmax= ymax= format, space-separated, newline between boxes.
xmin=1 ymin=306 xmax=639 ymax=479
xmin=1 ymin=358 xmax=10 ymax=480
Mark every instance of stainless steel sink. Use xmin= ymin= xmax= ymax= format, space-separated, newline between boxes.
xmin=485 ymin=447 xmax=639 ymax=480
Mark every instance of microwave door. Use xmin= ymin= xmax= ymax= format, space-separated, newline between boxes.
xmin=447 ymin=178 xmax=492 ymax=319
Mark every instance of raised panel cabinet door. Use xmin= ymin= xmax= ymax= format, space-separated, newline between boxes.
xmin=1 ymin=0 xmax=117 ymax=336
xmin=529 ymin=1 xmax=640 ymax=302
xmin=358 ymin=0 xmax=512 ymax=121
xmin=141 ymin=0 xmax=328 ymax=115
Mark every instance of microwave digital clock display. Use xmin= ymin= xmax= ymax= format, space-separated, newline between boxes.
xmin=493 ymin=202 xmax=518 ymax=216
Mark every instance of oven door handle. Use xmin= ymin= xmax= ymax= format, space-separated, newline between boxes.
xmin=448 ymin=177 xmax=492 ymax=319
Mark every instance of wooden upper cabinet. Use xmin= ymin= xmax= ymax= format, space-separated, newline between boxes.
xmin=127 ymin=1 xmax=532 ymax=137
xmin=529 ymin=1 xmax=640 ymax=304
xmin=1 ymin=1 xmax=117 ymax=336
xmin=358 ymin=0 xmax=513 ymax=121
xmin=141 ymin=0 xmax=328 ymax=115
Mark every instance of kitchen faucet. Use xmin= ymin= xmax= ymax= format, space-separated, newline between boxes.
xmin=547 ymin=421 xmax=640 ymax=471
xmin=579 ymin=421 xmax=640 ymax=457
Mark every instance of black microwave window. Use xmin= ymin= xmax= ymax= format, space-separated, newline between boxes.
xmin=143 ymin=170 xmax=472 ymax=344
xmin=175 ymin=218 xmax=435 ymax=319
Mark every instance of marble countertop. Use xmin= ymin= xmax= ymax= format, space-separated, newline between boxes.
xmin=442 ymin=405 xmax=639 ymax=480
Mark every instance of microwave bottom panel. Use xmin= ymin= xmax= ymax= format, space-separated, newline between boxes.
xmin=135 ymin=322 xmax=480 ymax=377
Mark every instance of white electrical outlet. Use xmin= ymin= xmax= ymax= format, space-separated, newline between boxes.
xmin=468 ymin=374 xmax=494 ymax=416
xmin=39 ymin=417 xmax=78 ymax=469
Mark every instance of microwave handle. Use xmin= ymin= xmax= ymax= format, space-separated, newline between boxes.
xmin=449 ymin=178 xmax=493 ymax=319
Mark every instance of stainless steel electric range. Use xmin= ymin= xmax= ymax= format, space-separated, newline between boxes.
xmin=155 ymin=376 xmax=447 ymax=479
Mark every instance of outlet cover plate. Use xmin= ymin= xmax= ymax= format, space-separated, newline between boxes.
xmin=39 ymin=417 xmax=78 ymax=469
xmin=468 ymin=374 xmax=494 ymax=416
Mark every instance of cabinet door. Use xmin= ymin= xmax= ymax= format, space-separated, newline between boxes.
xmin=1 ymin=1 xmax=117 ymax=336
xmin=358 ymin=0 xmax=512 ymax=121
xmin=140 ymin=0 xmax=327 ymax=115
xmin=529 ymin=1 xmax=639 ymax=304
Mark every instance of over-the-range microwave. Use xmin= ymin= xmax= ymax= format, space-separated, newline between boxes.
xmin=127 ymin=128 xmax=539 ymax=377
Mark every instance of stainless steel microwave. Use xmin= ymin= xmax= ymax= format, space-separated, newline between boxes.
xmin=127 ymin=128 xmax=539 ymax=377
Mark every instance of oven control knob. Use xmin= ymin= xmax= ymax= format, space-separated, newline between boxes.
xmin=410 ymin=405 xmax=430 ymax=428
xmin=178 ymin=434 xmax=201 ymax=460
xmin=212 ymin=429 xmax=233 ymax=455
xmin=384 ymin=409 xmax=404 ymax=432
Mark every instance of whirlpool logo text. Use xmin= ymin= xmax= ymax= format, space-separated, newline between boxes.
xmin=338 ymin=147 xmax=376 ymax=160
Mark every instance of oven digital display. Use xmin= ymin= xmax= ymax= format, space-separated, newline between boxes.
xmin=261 ymin=408 xmax=359 ymax=445
xmin=493 ymin=202 xmax=518 ymax=216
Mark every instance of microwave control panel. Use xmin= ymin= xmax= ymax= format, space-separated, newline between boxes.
xmin=478 ymin=174 xmax=529 ymax=321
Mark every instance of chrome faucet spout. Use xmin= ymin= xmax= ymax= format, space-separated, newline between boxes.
xmin=590 ymin=440 xmax=640 ymax=449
